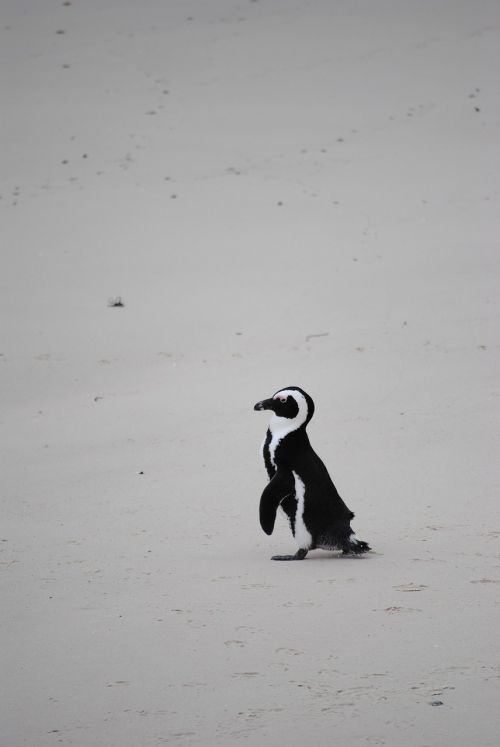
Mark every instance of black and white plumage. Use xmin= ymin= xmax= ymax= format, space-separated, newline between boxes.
xmin=254 ymin=386 xmax=371 ymax=561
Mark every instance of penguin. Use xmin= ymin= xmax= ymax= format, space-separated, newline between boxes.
xmin=254 ymin=386 xmax=371 ymax=560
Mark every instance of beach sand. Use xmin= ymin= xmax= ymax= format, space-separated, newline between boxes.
xmin=2 ymin=1 xmax=500 ymax=744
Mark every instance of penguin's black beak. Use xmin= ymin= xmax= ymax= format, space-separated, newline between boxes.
xmin=254 ymin=398 xmax=275 ymax=411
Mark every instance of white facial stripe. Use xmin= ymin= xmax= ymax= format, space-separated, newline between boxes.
xmin=270 ymin=390 xmax=308 ymax=434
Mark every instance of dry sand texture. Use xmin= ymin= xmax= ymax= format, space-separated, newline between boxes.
xmin=2 ymin=1 xmax=500 ymax=745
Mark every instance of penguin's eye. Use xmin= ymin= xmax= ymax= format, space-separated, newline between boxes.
xmin=278 ymin=396 xmax=287 ymax=403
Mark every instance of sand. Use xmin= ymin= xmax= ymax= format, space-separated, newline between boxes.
xmin=2 ymin=1 xmax=500 ymax=745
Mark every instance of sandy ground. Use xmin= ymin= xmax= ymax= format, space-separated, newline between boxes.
xmin=2 ymin=1 xmax=500 ymax=745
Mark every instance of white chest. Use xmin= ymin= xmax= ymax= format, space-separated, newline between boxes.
xmin=265 ymin=415 xmax=298 ymax=469
xmin=292 ymin=471 xmax=312 ymax=549
xmin=268 ymin=431 xmax=282 ymax=468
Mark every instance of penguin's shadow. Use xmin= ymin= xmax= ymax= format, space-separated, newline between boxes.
xmin=272 ymin=551 xmax=378 ymax=561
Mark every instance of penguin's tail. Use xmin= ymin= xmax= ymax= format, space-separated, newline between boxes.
xmin=342 ymin=534 xmax=371 ymax=555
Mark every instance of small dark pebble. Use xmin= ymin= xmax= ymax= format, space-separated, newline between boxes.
xmin=430 ymin=700 xmax=444 ymax=707
xmin=108 ymin=297 xmax=125 ymax=307
xmin=138 ymin=471 xmax=144 ymax=475
xmin=474 ymin=107 xmax=480 ymax=112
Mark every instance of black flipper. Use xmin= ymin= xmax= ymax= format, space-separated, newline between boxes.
xmin=272 ymin=548 xmax=308 ymax=561
xmin=259 ymin=469 xmax=294 ymax=535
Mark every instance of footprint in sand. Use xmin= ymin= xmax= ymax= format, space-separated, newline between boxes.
xmin=242 ymin=583 xmax=273 ymax=590
xmin=276 ymin=647 xmax=304 ymax=656
xmin=394 ymin=583 xmax=428 ymax=592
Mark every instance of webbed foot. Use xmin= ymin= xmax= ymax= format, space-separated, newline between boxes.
xmin=271 ymin=548 xmax=308 ymax=561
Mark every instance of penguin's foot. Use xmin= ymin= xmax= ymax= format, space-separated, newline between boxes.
xmin=271 ymin=548 xmax=308 ymax=561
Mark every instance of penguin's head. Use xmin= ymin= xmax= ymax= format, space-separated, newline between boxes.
xmin=254 ymin=387 xmax=315 ymax=428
